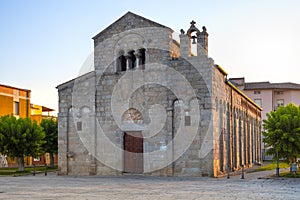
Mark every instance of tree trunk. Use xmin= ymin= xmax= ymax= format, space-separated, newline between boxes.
xmin=50 ymin=153 xmax=54 ymax=167
xmin=289 ymin=156 xmax=297 ymax=173
xmin=17 ymin=156 xmax=24 ymax=171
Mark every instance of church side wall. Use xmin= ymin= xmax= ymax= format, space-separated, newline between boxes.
xmin=57 ymin=72 xmax=97 ymax=175
xmin=212 ymin=67 xmax=261 ymax=177
xmin=57 ymin=82 xmax=73 ymax=175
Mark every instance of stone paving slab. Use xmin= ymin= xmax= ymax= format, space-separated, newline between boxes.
xmin=0 ymin=171 xmax=299 ymax=200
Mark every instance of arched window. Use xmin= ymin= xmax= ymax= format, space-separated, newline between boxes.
xmin=140 ymin=48 xmax=146 ymax=66
xmin=129 ymin=50 xmax=136 ymax=70
xmin=116 ymin=48 xmax=146 ymax=72
xmin=117 ymin=50 xmax=126 ymax=72
xmin=119 ymin=55 xmax=126 ymax=71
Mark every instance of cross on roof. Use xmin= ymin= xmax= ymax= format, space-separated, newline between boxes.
xmin=190 ymin=20 xmax=196 ymax=26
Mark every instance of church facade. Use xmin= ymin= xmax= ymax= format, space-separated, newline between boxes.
xmin=57 ymin=12 xmax=262 ymax=177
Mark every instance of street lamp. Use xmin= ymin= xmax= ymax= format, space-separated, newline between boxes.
xmin=276 ymin=150 xmax=280 ymax=177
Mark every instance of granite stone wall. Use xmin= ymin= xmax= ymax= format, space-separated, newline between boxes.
xmin=57 ymin=12 xmax=261 ymax=177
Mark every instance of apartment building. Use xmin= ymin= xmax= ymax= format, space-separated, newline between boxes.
xmin=230 ymin=78 xmax=300 ymax=120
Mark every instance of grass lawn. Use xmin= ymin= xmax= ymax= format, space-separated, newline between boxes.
xmin=0 ymin=165 xmax=58 ymax=176
xmin=279 ymin=170 xmax=300 ymax=178
xmin=254 ymin=161 xmax=290 ymax=172
xmin=255 ymin=161 xmax=300 ymax=178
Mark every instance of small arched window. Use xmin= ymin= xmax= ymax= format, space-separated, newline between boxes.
xmin=129 ymin=50 xmax=136 ymax=70
xmin=119 ymin=55 xmax=126 ymax=71
xmin=140 ymin=48 xmax=146 ymax=66
xmin=117 ymin=50 xmax=126 ymax=72
xmin=116 ymin=48 xmax=146 ymax=72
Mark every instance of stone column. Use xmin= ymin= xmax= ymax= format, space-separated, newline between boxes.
xmin=134 ymin=50 xmax=142 ymax=69
xmin=124 ymin=52 xmax=131 ymax=71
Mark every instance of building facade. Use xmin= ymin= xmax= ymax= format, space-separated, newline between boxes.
xmin=0 ymin=84 xmax=31 ymax=118
xmin=57 ymin=12 xmax=262 ymax=177
xmin=30 ymin=104 xmax=56 ymax=123
xmin=229 ymin=77 xmax=300 ymax=120
xmin=0 ymin=84 xmax=57 ymax=167
xmin=229 ymin=77 xmax=300 ymax=160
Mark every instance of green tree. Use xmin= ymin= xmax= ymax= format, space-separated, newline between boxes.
xmin=263 ymin=103 xmax=300 ymax=164
xmin=0 ymin=115 xmax=45 ymax=171
xmin=40 ymin=118 xmax=58 ymax=166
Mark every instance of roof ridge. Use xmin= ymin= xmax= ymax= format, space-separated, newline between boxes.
xmin=271 ymin=82 xmax=300 ymax=85
xmin=246 ymin=81 xmax=270 ymax=84
xmin=0 ymin=83 xmax=31 ymax=92
xmin=92 ymin=11 xmax=171 ymax=40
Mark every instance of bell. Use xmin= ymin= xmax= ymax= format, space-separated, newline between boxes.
xmin=191 ymin=36 xmax=197 ymax=44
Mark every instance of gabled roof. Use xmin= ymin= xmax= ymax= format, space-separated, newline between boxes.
xmin=42 ymin=106 xmax=55 ymax=112
xmin=56 ymin=71 xmax=95 ymax=91
xmin=226 ymin=81 xmax=263 ymax=111
xmin=92 ymin=11 xmax=172 ymax=41
xmin=0 ymin=83 xmax=31 ymax=92
xmin=244 ymin=82 xmax=300 ymax=90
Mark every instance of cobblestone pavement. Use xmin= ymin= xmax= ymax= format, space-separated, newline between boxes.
xmin=0 ymin=170 xmax=299 ymax=200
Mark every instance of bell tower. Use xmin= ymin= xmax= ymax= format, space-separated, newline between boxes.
xmin=180 ymin=20 xmax=208 ymax=57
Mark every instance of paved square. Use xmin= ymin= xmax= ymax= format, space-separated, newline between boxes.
xmin=0 ymin=170 xmax=299 ymax=200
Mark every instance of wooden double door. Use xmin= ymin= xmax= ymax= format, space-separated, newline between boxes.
xmin=123 ymin=131 xmax=143 ymax=174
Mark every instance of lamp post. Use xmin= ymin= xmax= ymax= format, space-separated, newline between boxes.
xmin=241 ymin=164 xmax=245 ymax=179
xmin=276 ymin=150 xmax=279 ymax=177
xmin=227 ymin=163 xmax=230 ymax=179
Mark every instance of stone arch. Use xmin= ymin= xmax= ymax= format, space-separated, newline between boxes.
xmin=128 ymin=50 xmax=137 ymax=69
xmin=113 ymin=32 xmax=149 ymax=72
xmin=139 ymin=48 xmax=146 ymax=68
xmin=116 ymin=50 xmax=126 ymax=72
xmin=114 ymin=32 xmax=148 ymax=54
xmin=122 ymin=108 xmax=143 ymax=123
xmin=187 ymin=96 xmax=201 ymax=110
xmin=183 ymin=20 xmax=208 ymax=56
xmin=187 ymin=21 xmax=201 ymax=37
xmin=119 ymin=108 xmax=145 ymax=133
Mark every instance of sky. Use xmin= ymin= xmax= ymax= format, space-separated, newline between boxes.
xmin=1 ymin=0 xmax=300 ymax=115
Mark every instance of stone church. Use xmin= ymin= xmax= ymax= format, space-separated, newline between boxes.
xmin=57 ymin=12 xmax=262 ymax=177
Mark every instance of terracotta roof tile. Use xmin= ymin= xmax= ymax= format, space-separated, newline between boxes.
xmin=244 ymin=82 xmax=300 ymax=90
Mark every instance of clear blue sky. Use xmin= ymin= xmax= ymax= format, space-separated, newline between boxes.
xmin=1 ymin=0 xmax=299 ymax=114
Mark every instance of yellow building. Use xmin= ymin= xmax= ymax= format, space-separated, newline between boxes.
xmin=0 ymin=84 xmax=31 ymax=118
xmin=30 ymin=104 xmax=55 ymax=124
xmin=0 ymin=84 xmax=56 ymax=167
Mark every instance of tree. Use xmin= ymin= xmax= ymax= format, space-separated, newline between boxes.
xmin=263 ymin=103 xmax=300 ymax=164
xmin=40 ymin=118 xmax=58 ymax=166
xmin=0 ymin=115 xmax=45 ymax=171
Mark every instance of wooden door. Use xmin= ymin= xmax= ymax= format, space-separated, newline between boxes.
xmin=124 ymin=132 xmax=143 ymax=173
